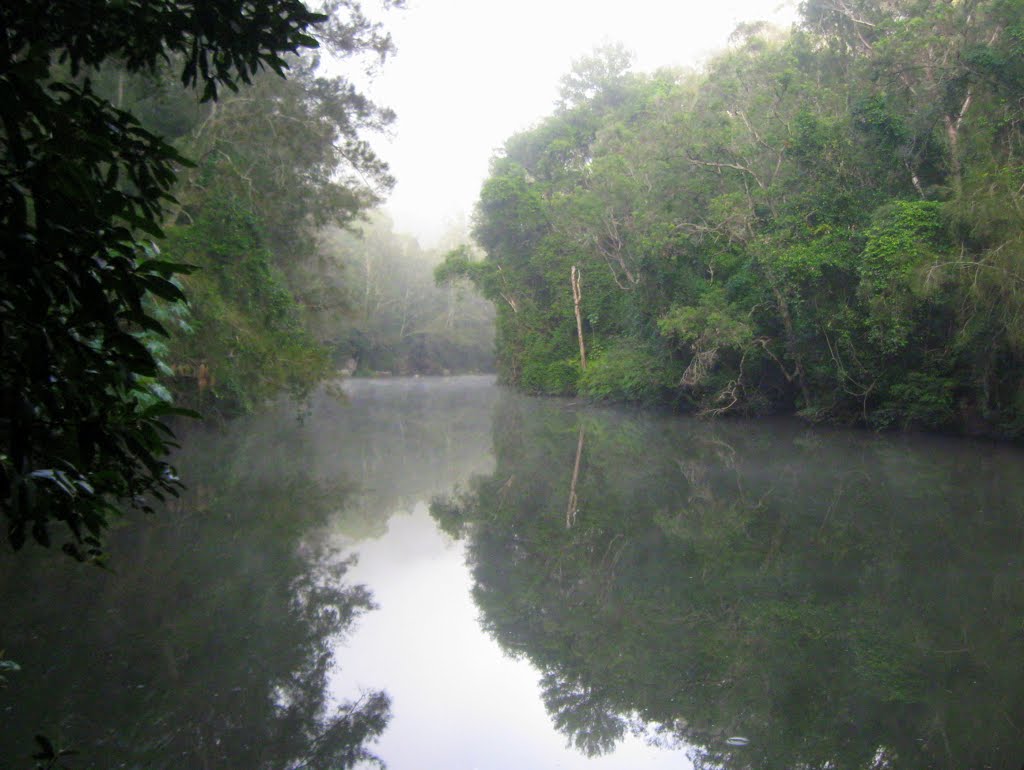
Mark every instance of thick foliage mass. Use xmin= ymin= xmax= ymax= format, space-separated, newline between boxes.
xmin=443 ymin=5 xmax=1024 ymax=435
xmin=0 ymin=1 xmax=395 ymax=556
xmin=123 ymin=5 xmax=401 ymax=416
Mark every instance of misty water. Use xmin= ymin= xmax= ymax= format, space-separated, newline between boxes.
xmin=2 ymin=376 xmax=1023 ymax=769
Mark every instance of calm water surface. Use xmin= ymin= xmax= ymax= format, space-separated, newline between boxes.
xmin=2 ymin=376 xmax=1023 ymax=768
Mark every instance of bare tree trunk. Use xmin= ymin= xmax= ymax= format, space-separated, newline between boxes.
xmin=398 ymin=285 xmax=411 ymax=339
xmin=944 ymin=89 xmax=972 ymax=200
xmin=446 ymin=286 xmax=455 ymax=329
xmin=362 ymin=253 xmax=373 ymax=320
xmin=566 ymin=425 xmax=585 ymax=529
xmin=906 ymin=162 xmax=925 ymax=199
xmin=571 ymin=265 xmax=587 ymax=370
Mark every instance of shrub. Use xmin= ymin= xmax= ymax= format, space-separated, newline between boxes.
xmin=579 ymin=340 xmax=680 ymax=403
xmin=520 ymin=358 xmax=581 ymax=395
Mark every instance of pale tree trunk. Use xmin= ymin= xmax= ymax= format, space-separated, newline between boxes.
xmin=445 ymin=286 xmax=456 ymax=329
xmin=398 ymin=285 xmax=412 ymax=339
xmin=571 ymin=265 xmax=587 ymax=370
xmin=944 ymin=89 xmax=973 ymax=200
xmin=362 ymin=252 xmax=373 ymax=320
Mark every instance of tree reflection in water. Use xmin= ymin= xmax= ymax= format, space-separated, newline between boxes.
xmin=0 ymin=406 xmax=390 ymax=768
xmin=433 ymin=394 xmax=1024 ymax=770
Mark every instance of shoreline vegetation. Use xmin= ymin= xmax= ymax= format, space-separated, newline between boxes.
xmin=2 ymin=0 xmax=493 ymax=556
xmin=438 ymin=1 xmax=1024 ymax=441
xmin=6 ymin=0 xmax=1024 ymax=564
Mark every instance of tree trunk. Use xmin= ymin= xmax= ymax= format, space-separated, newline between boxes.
xmin=571 ymin=265 xmax=587 ymax=370
xmin=944 ymin=90 xmax=972 ymax=200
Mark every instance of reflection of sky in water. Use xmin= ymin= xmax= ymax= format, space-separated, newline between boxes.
xmin=329 ymin=504 xmax=693 ymax=770
xmin=5 ymin=377 xmax=1021 ymax=767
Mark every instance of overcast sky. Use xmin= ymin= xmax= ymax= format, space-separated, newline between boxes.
xmin=358 ymin=0 xmax=799 ymax=247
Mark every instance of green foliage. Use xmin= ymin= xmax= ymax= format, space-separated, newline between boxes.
xmin=873 ymin=372 xmax=958 ymax=430
xmin=521 ymin=358 xmax=580 ymax=396
xmin=557 ymin=43 xmax=636 ymax=110
xmin=858 ymin=201 xmax=949 ymax=355
xmin=0 ymin=0 xmax=398 ymax=556
xmin=163 ymin=191 xmax=330 ymax=414
xmin=578 ymin=340 xmax=679 ymax=403
xmin=860 ymin=201 xmax=946 ymax=286
xmin=1 ymin=1 xmax=326 ymax=102
xmin=658 ymin=289 xmax=753 ymax=351
xmin=462 ymin=5 xmax=1024 ymax=435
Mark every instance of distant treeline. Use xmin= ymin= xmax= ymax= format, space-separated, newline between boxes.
xmin=440 ymin=0 xmax=1024 ymax=436
xmin=100 ymin=47 xmax=492 ymax=416
xmin=315 ymin=216 xmax=494 ymax=379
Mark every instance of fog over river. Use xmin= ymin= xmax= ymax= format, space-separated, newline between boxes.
xmin=2 ymin=376 xmax=1022 ymax=768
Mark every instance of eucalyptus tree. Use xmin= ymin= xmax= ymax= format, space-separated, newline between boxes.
xmin=146 ymin=3 xmax=401 ymax=414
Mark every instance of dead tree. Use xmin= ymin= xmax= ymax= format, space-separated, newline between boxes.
xmin=571 ymin=265 xmax=587 ymax=370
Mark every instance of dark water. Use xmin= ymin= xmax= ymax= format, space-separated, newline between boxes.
xmin=2 ymin=377 xmax=1023 ymax=769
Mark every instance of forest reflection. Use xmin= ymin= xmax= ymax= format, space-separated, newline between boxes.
xmin=4 ymin=379 xmax=1022 ymax=768
xmin=432 ymin=395 xmax=1024 ymax=769
xmin=0 ymin=400 xmax=392 ymax=768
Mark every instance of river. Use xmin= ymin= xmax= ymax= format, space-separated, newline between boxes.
xmin=1 ymin=376 xmax=1022 ymax=768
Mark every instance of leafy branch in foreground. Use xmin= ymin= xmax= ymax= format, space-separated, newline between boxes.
xmin=0 ymin=0 xmax=327 ymax=558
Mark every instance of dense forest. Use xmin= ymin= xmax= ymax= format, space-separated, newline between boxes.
xmin=0 ymin=0 xmax=492 ymax=557
xmin=111 ymin=41 xmax=493 ymax=415
xmin=5 ymin=3 xmax=1024 ymax=766
xmin=440 ymin=0 xmax=1024 ymax=436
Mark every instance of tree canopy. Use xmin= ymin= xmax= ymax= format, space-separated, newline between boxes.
xmin=441 ymin=0 xmax=1024 ymax=436
xmin=0 ymin=1 xmax=398 ymax=557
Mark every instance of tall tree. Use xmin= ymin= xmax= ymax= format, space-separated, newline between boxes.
xmin=0 ymin=1 xmax=393 ymax=557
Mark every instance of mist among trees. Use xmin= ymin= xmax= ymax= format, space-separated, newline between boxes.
xmin=5 ymin=2 xmax=1024 ymax=767
xmin=441 ymin=1 xmax=1024 ymax=437
xmin=0 ymin=0 xmax=494 ymax=558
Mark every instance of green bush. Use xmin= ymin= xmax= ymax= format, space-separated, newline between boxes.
xmin=872 ymin=372 xmax=956 ymax=430
xmin=520 ymin=358 xmax=581 ymax=395
xmin=163 ymin=192 xmax=329 ymax=415
xmin=578 ymin=340 xmax=679 ymax=403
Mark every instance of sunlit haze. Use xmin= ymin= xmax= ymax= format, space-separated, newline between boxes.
xmin=358 ymin=0 xmax=798 ymax=247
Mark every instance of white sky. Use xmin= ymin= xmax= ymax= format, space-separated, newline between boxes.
xmin=359 ymin=0 xmax=799 ymax=247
